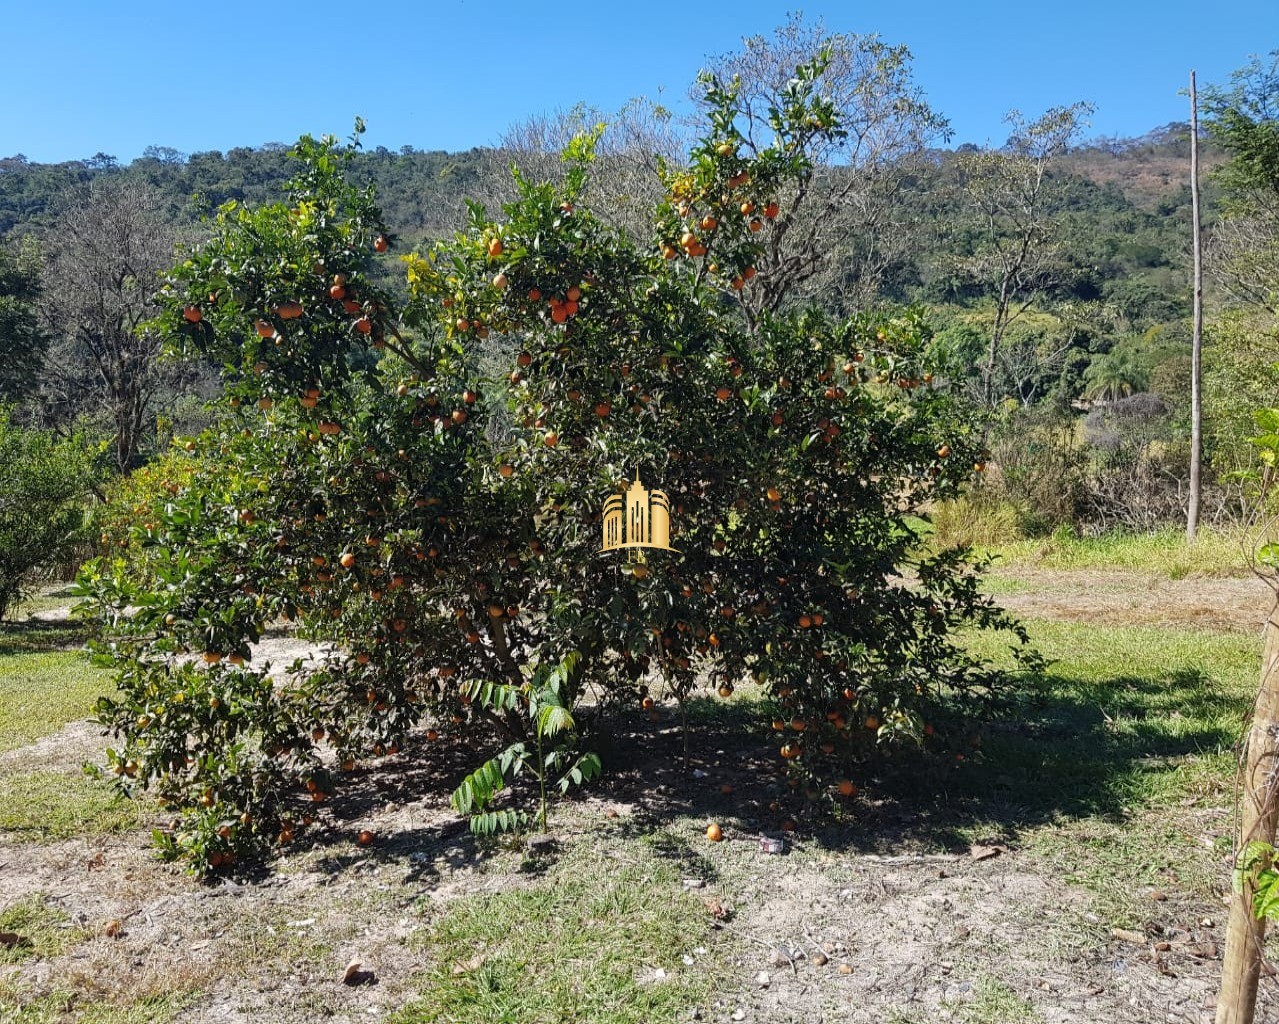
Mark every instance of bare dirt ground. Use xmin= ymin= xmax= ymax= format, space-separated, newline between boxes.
xmin=989 ymin=568 xmax=1274 ymax=636
xmin=0 ymin=722 xmax=1251 ymax=1024
xmin=1 ymin=583 xmax=1274 ymax=1024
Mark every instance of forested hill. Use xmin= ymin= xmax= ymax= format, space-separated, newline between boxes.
xmin=0 ymin=122 xmax=1217 ymax=337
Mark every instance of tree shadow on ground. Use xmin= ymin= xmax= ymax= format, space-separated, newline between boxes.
xmin=231 ymin=657 xmax=1247 ymax=882
xmin=0 ymin=619 xmax=86 ymax=655
xmin=572 ymin=660 xmax=1246 ymax=856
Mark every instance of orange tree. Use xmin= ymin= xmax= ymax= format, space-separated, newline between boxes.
xmin=78 ymin=68 xmax=1031 ymax=873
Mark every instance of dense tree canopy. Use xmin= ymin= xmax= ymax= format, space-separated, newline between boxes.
xmin=79 ymin=71 xmax=1031 ymax=873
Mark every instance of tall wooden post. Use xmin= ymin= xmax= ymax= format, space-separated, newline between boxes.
xmin=1188 ymin=70 xmax=1204 ymax=543
xmin=1216 ymin=602 xmax=1279 ymax=1024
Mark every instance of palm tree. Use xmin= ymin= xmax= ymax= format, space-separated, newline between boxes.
xmin=1082 ymin=349 xmax=1148 ymax=403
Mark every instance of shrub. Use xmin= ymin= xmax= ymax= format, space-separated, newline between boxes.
xmin=78 ymin=78 xmax=1032 ymax=874
xmin=91 ymin=444 xmax=205 ymax=583
xmin=0 ymin=411 xmax=96 ymax=619
xmin=985 ymin=408 xmax=1088 ymax=536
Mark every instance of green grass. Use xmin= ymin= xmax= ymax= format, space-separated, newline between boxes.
xmin=952 ymin=978 xmax=1043 ymax=1024
xmin=947 ymin=620 xmax=1254 ymax=823
xmin=0 ymin=988 xmax=191 ymax=1024
xmin=0 ymin=626 xmax=112 ymax=752
xmin=985 ymin=525 xmax=1251 ymax=578
xmin=904 ymin=617 xmax=1259 ymax=931
xmin=0 ymin=895 xmax=83 ymax=965
xmin=11 ymin=584 xmax=79 ymax=619
xmin=0 ymin=769 xmax=140 ymax=841
xmin=393 ymin=840 xmax=719 ymax=1024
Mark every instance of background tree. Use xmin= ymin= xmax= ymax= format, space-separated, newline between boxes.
xmin=36 ymin=180 xmax=188 ymax=470
xmin=700 ymin=13 xmax=950 ymax=323
xmin=467 ymin=98 xmax=684 ymax=243
xmin=1201 ymin=50 xmax=1279 ymax=1024
xmin=0 ymin=409 xmax=96 ymax=619
xmin=0 ymin=236 xmax=47 ymax=402
xmin=947 ymin=103 xmax=1094 ymax=404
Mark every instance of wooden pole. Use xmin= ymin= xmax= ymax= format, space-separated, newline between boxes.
xmin=1188 ymin=70 xmax=1204 ymax=543
xmin=1216 ymin=600 xmax=1279 ymax=1024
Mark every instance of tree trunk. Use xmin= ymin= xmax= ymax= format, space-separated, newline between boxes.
xmin=1216 ymin=600 xmax=1279 ymax=1024
xmin=1188 ymin=69 xmax=1204 ymax=544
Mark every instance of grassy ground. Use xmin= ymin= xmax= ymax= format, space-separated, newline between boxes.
xmin=392 ymin=841 xmax=717 ymax=1024
xmin=0 ymin=612 xmax=109 ymax=753
xmin=0 ymin=608 xmax=137 ymax=844
xmin=0 ymin=566 xmax=1270 ymax=1022
xmin=981 ymin=526 xmax=1253 ymax=579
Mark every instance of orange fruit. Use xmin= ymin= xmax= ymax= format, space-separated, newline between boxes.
xmin=374 ymin=235 xmax=389 ymax=252
xmin=182 ymin=305 xmax=202 ymax=323
xmin=329 ymin=284 xmax=346 ymax=300
xmin=339 ymin=552 xmax=356 ymax=569
xmin=763 ymin=201 xmax=779 ymax=219
xmin=837 ymin=779 xmax=857 ymax=797
xmin=357 ymin=829 xmax=375 ymax=846
xmin=487 ymin=237 xmax=503 ymax=258
xmin=354 ymin=317 xmax=372 ymax=335
xmin=544 ymin=431 xmax=559 ymax=448
xmin=706 ymin=822 xmax=724 ymax=842
xmin=277 ymin=301 xmax=304 ymax=320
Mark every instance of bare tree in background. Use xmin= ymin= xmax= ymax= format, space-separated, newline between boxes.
xmin=421 ymin=98 xmax=685 ymax=243
xmin=948 ymin=102 xmax=1094 ymax=405
xmin=700 ymin=13 xmax=950 ymax=319
xmin=38 ymin=180 xmax=189 ymax=471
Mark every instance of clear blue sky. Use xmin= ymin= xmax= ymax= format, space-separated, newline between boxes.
xmin=0 ymin=0 xmax=1273 ymax=164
